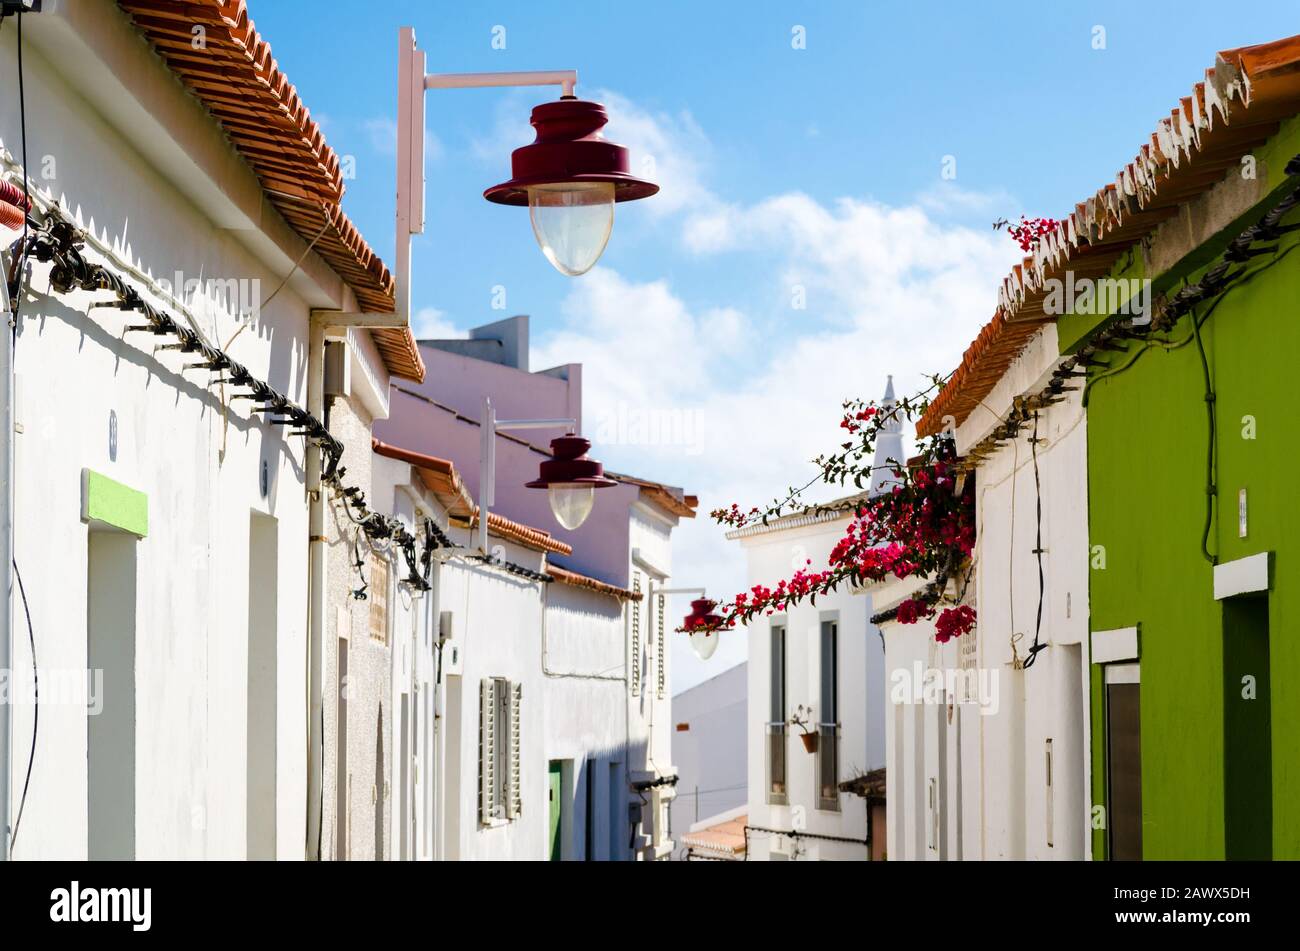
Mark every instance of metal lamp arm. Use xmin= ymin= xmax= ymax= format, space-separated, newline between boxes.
xmin=396 ymin=27 xmax=578 ymax=325
xmin=478 ymin=396 xmax=577 ymax=554
xmin=649 ymin=586 xmax=706 ymax=597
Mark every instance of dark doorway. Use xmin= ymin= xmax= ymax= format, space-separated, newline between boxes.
xmin=1223 ymin=596 xmax=1271 ymax=860
xmin=1106 ymin=674 xmax=1142 ymax=861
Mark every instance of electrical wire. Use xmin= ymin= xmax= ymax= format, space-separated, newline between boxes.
xmin=1081 ymin=243 xmax=1300 ymax=406
xmin=1078 ymin=225 xmax=1300 ymax=566
xmin=3 ymin=8 xmax=37 ymax=856
xmin=1190 ymin=298 xmax=1217 ymax=565
xmin=9 ymin=558 xmax=35 ymax=850
xmin=1023 ymin=412 xmax=1046 ymax=668
xmin=258 ymin=217 xmax=331 ymax=313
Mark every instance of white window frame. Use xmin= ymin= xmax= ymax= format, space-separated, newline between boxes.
xmin=479 ymin=677 xmax=522 ymax=826
xmin=630 ymin=572 xmax=642 ymax=696
xmin=816 ymin=614 xmax=841 ymax=812
xmin=656 ymin=593 xmax=666 ymax=699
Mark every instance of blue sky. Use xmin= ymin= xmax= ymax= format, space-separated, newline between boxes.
xmin=253 ymin=1 xmax=1298 ymax=689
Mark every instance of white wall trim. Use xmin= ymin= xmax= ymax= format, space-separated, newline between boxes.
xmin=1091 ymin=626 xmax=1139 ymax=664
xmin=1213 ymin=551 xmax=1272 ymax=601
xmin=631 ymin=498 xmax=677 ymax=531
xmin=630 ymin=546 xmax=668 ymax=580
xmin=1104 ymin=663 xmax=1140 ymax=685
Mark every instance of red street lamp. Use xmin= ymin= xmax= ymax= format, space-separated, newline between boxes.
xmin=485 ymin=99 xmax=659 ymax=276
xmin=478 ymin=397 xmax=615 ymax=554
xmin=681 ymin=595 xmax=725 ymax=661
xmin=525 ymin=433 xmax=617 ymax=530
xmin=647 ymin=585 xmax=722 ymax=661
xmin=393 ymin=29 xmax=659 ymax=316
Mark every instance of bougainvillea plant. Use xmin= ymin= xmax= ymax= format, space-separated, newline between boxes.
xmin=994 ymin=215 xmax=1058 ymax=253
xmin=698 ymin=375 xmax=977 ymax=644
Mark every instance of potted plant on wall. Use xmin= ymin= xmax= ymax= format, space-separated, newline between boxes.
xmin=790 ymin=705 xmax=819 ymax=754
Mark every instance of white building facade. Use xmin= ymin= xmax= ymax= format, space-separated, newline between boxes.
xmin=879 ymin=325 xmax=1091 ymax=860
xmin=1 ymin=2 xmax=422 ymax=859
xmin=669 ymin=661 xmax=747 ymax=840
xmin=372 ymin=319 xmax=695 ymax=860
xmin=729 ymin=509 xmax=884 ymax=861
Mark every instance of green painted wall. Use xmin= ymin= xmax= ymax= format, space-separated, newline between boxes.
xmin=1083 ymin=117 xmax=1300 ymax=859
xmin=81 ymin=468 xmax=148 ymax=537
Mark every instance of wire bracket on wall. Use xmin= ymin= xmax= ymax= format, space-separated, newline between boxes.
xmin=14 ymin=202 xmax=455 ymax=594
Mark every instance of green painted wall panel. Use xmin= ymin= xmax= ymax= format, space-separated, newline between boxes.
xmin=81 ymin=468 xmax=148 ymax=538
xmin=1086 ymin=165 xmax=1300 ymax=858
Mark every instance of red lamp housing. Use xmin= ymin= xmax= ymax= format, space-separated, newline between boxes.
xmin=484 ymin=99 xmax=659 ymax=206
xmin=525 ymin=434 xmax=617 ymax=490
xmin=526 ymin=434 xmax=616 ymax=531
xmin=682 ymin=598 xmax=723 ymax=631
xmin=683 ymin=598 xmax=724 ymax=660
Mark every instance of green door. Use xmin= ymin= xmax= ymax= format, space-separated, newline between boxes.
xmin=548 ymin=761 xmax=563 ymax=861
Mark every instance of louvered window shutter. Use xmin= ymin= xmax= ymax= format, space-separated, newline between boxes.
xmin=656 ymin=593 xmax=666 ymax=699
xmin=630 ymin=572 xmax=642 ymax=696
xmin=507 ymin=681 xmax=523 ymax=819
xmin=479 ymin=678 xmax=496 ymax=823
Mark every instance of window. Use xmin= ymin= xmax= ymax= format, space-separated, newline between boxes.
xmin=817 ymin=618 xmax=840 ymax=811
xmin=480 ymin=678 xmax=522 ymax=824
xmin=369 ymin=556 xmax=390 ymax=644
xmin=767 ymin=621 xmax=787 ymax=805
xmin=1105 ymin=665 xmax=1141 ymax=860
xmin=630 ymin=572 xmax=642 ymax=696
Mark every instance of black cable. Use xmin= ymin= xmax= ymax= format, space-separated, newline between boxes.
xmin=5 ymin=10 xmax=36 ymax=854
xmin=10 ymin=558 xmax=35 ymax=850
xmin=1023 ymin=412 xmax=1047 ymax=668
xmin=1190 ymin=299 xmax=1218 ymax=565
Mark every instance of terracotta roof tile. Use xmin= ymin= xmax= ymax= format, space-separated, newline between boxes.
xmin=918 ymin=32 xmax=1300 ymax=436
xmin=546 ymin=564 xmax=642 ymax=602
xmin=605 ymin=470 xmax=698 ymax=519
xmin=118 ymin=0 xmax=424 ymax=383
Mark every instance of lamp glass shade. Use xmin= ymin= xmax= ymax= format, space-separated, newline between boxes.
xmin=548 ymin=483 xmax=596 ymax=530
xmin=688 ymin=630 xmax=720 ymax=660
xmin=528 ymin=182 xmax=615 ymax=276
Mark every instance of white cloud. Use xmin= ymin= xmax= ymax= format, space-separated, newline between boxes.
xmin=514 ymin=92 xmax=1025 ymax=690
xmin=411 ymin=306 xmax=462 ymax=340
xmin=593 ymin=90 xmax=713 ymax=218
xmin=363 ymin=116 xmax=444 ymax=160
xmin=916 ymin=181 xmax=1016 ymax=217
xmin=534 ymin=188 xmax=1020 ymax=690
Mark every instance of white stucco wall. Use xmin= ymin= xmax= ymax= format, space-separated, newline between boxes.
xmin=542 ymin=581 xmax=632 ymax=861
xmin=321 ymin=397 xmax=396 ymax=862
xmin=669 ymin=661 xmax=747 ymax=836
xmin=370 ymin=454 xmax=441 ymax=862
xmin=882 ymin=324 xmax=1090 ymax=861
xmin=438 ymin=537 xmax=549 ymax=860
xmin=0 ymin=10 xmax=347 ymax=859
xmin=737 ymin=515 xmax=879 ymax=861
